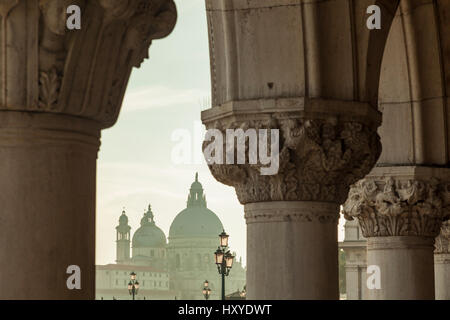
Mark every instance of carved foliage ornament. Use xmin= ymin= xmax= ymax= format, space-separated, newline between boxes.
xmin=343 ymin=178 xmax=450 ymax=238
xmin=435 ymin=221 xmax=450 ymax=254
xmin=203 ymin=115 xmax=381 ymax=205
xmin=34 ymin=0 xmax=176 ymax=123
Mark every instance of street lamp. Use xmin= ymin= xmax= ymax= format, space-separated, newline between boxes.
xmin=239 ymin=286 xmax=247 ymax=299
xmin=214 ymin=230 xmax=234 ymax=300
xmin=128 ymin=271 xmax=139 ymax=300
xmin=202 ymin=280 xmax=211 ymax=300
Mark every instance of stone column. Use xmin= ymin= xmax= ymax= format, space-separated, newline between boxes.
xmin=0 ymin=0 xmax=176 ymax=299
xmin=343 ymin=167 xmax=450 ymax=300
xmin=202 ymin=0 xmax=399 ymax=299
xmin=246 ymin=201 xmax=339 ymax=299
xmin=202 ymin=110 xmax=382 ymax=300
xmin=435 ymin=221 xmax=450 ymax=300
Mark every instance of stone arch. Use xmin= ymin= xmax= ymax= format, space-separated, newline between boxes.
xmin=378 ymin=0 xmax=450 ymax=165
xmin=366 ymin=0 xmax=402 ymax=106
xmin=341 ymin=0 xmax=450 ymax=300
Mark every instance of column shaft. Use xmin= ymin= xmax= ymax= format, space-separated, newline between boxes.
xmin=0 ymin=112 xmax=100 ymax=299
xmin=435 ymin=254 xmax=450 ymax=300
xmin=366 ymin=237 xmax=435 ymax=300
xmin=434 ymin=221 xmax=450 ymax=299
xmin=245 ymin=201 xmax=339 ymax=300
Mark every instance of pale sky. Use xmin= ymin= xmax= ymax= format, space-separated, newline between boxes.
xmin=95 ymin=0 xmax=346 ymax=266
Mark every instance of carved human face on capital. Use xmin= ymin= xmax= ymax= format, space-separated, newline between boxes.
xmin=39 ymin=0 xmax=73 ymax=35
xmin=116 ymin=15 xmax=150 ymax=68
xmin=126 ymin=18 xmax=150 ymax=51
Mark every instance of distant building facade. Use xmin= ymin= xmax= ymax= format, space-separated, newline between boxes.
xmin=96 ymin=174 xmax=246 ymax=300
xmin=339 ymin=219 xmax=368 ymax=300
xmin=96 ymin=264 xmax=174 ymax=300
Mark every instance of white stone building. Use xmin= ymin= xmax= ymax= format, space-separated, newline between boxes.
xmin=96 ymin=174 xmax=246 ymax=300
xmin=96 ymin=265 xmax=173 ymax=300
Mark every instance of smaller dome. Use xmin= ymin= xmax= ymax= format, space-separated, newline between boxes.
xmin=116 ymin=209 xmax=131 ymax=233
xmin=132 ymin=225 xmax=166 ymax=248
xmin=132 ymin=205 xmax=167 ymax=248
xmin=119 ymin=210 xmax=128 ymax=224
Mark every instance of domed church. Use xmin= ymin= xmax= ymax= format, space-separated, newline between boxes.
xmin=96 ymin=174 xmax=246 ymax=300
xmin=169 ymin=173 xmax=223 ymax=239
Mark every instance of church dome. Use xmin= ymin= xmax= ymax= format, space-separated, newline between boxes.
xmin=169 ymin=173 xmax=223 ymax=239
xmin=132 ymin=205 xmax=167 ymax=248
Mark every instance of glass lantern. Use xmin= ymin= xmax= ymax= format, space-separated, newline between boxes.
xmin=219 ymin=230 xmax=229 ymax=248
xmin=214 ymin=247 xmax=224 ymax=265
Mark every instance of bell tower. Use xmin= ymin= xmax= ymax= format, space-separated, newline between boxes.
xmin=116 ymin=209 xmax=131 ymax=263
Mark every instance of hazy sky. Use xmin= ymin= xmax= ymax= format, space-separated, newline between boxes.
xmin=96 ymin=0 xmax=346 ymax=266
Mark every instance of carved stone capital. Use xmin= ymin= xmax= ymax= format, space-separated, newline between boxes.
xmin=343 ymin=173 xmax=450 ymax=238
xmin=201 ymin=100 xmax=382 ymax=205
xmin=435 ymin=221 xmax=450 ymax=254
xmin=0 ymin=0 xmax=177 ymax=128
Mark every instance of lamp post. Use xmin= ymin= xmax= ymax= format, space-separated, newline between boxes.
xmin=202 ymin=280 xmax=211 ymax=300
xmin=214 ymin=230 xmax=234 ymax=300
xmin=128 ymin=271 xmax=140 ymax=300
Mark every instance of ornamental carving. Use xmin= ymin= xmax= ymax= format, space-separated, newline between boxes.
xmin=0 ymin=0 xmax=177 ymax=128
xmin=203 ymin=114 xmax=381 ymax=205
xmin=343 ymin=177 xmax=450 ymax=238
xmin=435 ymin=221 xmax=450 ymax=254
